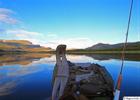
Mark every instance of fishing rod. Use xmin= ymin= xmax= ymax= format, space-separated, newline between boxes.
xmin=114 ymin=0 xmax=134 ymax=100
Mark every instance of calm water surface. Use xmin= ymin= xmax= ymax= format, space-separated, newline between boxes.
xmin=0 ymin=54 xmax=140 ymax=100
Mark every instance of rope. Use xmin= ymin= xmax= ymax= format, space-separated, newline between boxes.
xmin=114 ymin=0 xmax=134 ymax=100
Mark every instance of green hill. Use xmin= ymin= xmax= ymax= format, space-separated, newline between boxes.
xmin=67 ymin=41 xmax=140 ymax=54
xmin=0 ymin=40 xmax=52 ymax=53
xmin=86 ymin=42 xmax=140 ymax=51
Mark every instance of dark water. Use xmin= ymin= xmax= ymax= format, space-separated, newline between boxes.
xmin=0 ymin=54 xmax=140 ymax=100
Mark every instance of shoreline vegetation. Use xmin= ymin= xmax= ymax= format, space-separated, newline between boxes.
xmin=0 ymin=49 xmax=140 ymax=54
xmin=0 ymin=40 xmax=140 ymax=54
xmin=66 ymin=49 xmax=140 ymax=54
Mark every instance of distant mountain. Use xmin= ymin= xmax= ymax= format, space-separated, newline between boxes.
xmin=0 ymin=40 xmax=52 ymax=52
xmin=86 ymin=41 xmax=140 ymax=51
xmin=0 ymin=40 xmax=32 ymax=45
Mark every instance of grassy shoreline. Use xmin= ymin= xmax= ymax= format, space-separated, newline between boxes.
xmin=0 ymin=50 xmax=140 ymax=55
xmin=66 ymin=50 xmax=140 ymax=54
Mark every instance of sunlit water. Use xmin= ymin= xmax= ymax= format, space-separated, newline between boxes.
xmin=0 ymin=54 xmax=140 ymax=100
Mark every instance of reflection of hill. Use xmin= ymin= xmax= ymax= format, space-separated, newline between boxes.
xmin=85 ymin=54 xmax=140 ymax=61
xmin=0 ymin=61 xmax=49 ymax=96
xmin=0 ymin=53 xmax=53 ymax=66
xmin=0 ymin=80 xmax=18 ymax=96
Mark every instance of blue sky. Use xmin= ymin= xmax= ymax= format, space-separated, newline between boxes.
xmin=0 ymin=0 xmax=139 ymax=49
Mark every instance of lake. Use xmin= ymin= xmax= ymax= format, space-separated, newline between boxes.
xmin=0 ymin=53 xmax=140 ymax=100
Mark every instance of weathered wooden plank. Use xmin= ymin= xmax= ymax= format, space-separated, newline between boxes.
xmin=52 ymin=45 xmax=69 ymax=100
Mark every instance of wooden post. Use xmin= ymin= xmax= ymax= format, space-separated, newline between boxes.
xmin=52 ymin=45 xmax=69 ymax=100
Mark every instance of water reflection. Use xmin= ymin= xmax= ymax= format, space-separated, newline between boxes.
xmin=0 ymin=53 xmax=140 ymax=66
xmin=0 ymin=65 xmax=46 ymax=96
xmin=0 ymin=53 xmax=53 ymax=66
xmin=0 ymin=80 xmax=18 ymax=96
xmin=0 ymin=53 xmax=140 ymax=100
xmin=86 ymin=54 xmax=140 ymax=61
xmin=0 ymin=54 xmax=54 ymax=97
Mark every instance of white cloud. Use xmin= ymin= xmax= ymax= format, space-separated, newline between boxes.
xmin=6 ymin=29 xmax=39 ymax=36
xmin=45 ymin=37 xmax=94 ymax=49
xmin=0 ymin=8 xmax=19 ymax=24
xmin=5 ymin=29 xmax=42 ymax=44
xmin=4 ymin=29 xmax=94 ymax=49
xmin=5 ymin=29 xmax=57 ymax=46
